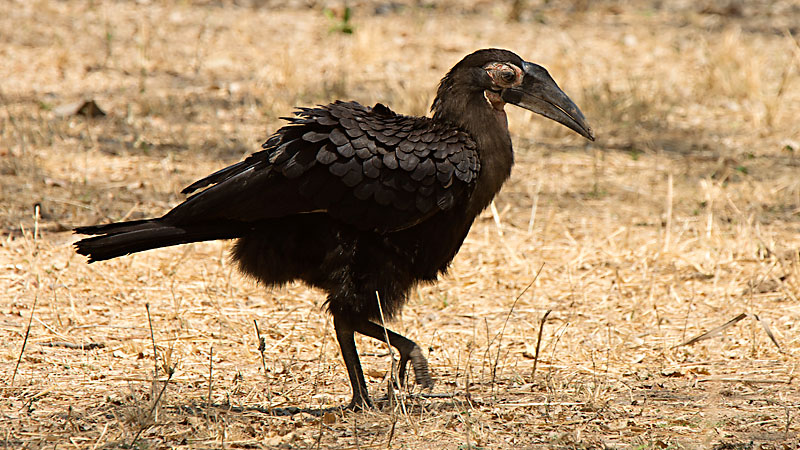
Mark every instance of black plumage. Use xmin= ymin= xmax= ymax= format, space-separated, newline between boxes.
xmin=75 ymin=48 xmax=594 ymax=409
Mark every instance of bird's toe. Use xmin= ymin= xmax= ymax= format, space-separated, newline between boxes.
xmin=343 ymin=395 xmax=373 ymax=412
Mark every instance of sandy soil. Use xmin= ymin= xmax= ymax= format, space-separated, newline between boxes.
xmin=1 ymin=1 xmax=799 ymax=448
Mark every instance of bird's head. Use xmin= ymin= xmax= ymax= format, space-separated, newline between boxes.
xmin=433 ymin=48 xmax=595 ymax=141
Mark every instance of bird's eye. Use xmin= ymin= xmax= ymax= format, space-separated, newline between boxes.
xmin=500 ymin=70 xmax=516 ymax=83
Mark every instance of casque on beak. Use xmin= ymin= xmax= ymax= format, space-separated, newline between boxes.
xmin=501 ymin=61 xmax=595 ymax=141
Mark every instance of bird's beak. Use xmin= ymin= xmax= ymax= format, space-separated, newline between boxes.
xmin=501 ymin=62 xmax=595 ymax=141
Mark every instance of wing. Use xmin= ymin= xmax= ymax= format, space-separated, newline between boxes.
xmin=168 ymin=101 xmax=480 ymax=233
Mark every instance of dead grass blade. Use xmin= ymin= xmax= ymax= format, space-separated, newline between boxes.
xmin=146 ymin=303 xmax=159 ymax=377
xmin=206 ymin=344 xmax=213 ymax=426
xmin=375 ymin=291 xmax=399 ymax=395
xmin=697 ymin=377 xmax=792 ymax=385
xmin=129 ymin=367 xmax=175 ymax=448
xmin=674 ymin=313 xmax=747 ymax=347
xmin=491 ymin=263 xmax=545 ymax=392
xmin=375 ymin=290 xmax=413 ymax=440
xmin=253 ymin=319 xmax=273 ymax=406
xmin=754 ymin=314 xmax=783 ymax=352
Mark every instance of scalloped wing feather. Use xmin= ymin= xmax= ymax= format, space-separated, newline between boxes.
xmin=172 ymin=101 xmax=480 ymax=233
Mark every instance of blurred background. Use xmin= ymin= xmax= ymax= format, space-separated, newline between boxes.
xmin=2 ymin=0 xmax=797 ymax=231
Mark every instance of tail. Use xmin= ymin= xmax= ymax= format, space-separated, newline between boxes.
xmin=74 ymin=218 xmax=247 ymax=263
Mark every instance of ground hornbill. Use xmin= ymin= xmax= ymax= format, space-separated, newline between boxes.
xmin=75 ymin=48 xmax=595 ymax=410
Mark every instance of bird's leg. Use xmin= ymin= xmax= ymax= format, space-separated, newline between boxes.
xmin=332 ymin=314 xmax=372 ymax=410
xmin=350 ymin=319 xmax=434 ymax=391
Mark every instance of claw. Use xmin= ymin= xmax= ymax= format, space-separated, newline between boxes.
xmin=344 ymin=397 xmax=373 ymax=411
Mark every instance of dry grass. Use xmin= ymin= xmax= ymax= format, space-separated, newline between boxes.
xmin=2 ymin=0 xmax=800 ymax=448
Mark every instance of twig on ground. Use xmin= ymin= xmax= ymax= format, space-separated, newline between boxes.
xmin=530 ymin=309 xmax=552 ymax=383
xmin=386 ymin=416 xmax=397 ymax=450
xmin=11 ymin=293 xmax=37 ymax=385
xmin=39 ymin=341 xmax=105 ymax=350
xmin=253 ymin=319 xmax=273 ymax=406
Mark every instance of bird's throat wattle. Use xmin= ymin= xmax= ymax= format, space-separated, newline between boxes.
xmin=484 ymin=90 xmax=508 ymax=127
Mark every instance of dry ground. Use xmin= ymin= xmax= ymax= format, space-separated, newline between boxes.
xmin=2 ymin=0 xmax=800 ymax=448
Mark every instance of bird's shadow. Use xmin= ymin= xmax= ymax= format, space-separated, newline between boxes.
xmin=165 ymin=392 xmax=461 ymax=418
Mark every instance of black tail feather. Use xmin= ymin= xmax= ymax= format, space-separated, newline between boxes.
xmin=74 ymin=219 xmax=164 ymax=236
xmin=74 ymin=219 xmax=247 ymax=263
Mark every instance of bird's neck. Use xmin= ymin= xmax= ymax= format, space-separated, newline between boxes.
xmin=432 ymin=87 xmax=514 ymax=216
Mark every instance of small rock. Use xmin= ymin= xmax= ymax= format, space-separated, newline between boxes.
xmin=53 ymin=99 xmax=106 ymax=118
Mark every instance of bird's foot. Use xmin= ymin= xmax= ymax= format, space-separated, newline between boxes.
xmin=343 ymin=395 xmax=373 ymax=412
xmin=405 ymin=346 xmax=433 ymax=390
xmin=397 ymin=345 xmax=434 ymax=390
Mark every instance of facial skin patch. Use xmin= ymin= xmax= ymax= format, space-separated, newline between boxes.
xmin=484 ymin=62 xmax=524 ymax=88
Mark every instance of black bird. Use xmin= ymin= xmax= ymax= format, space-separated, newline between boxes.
xmin=75 ymin=48 xmax=594 ymax=409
